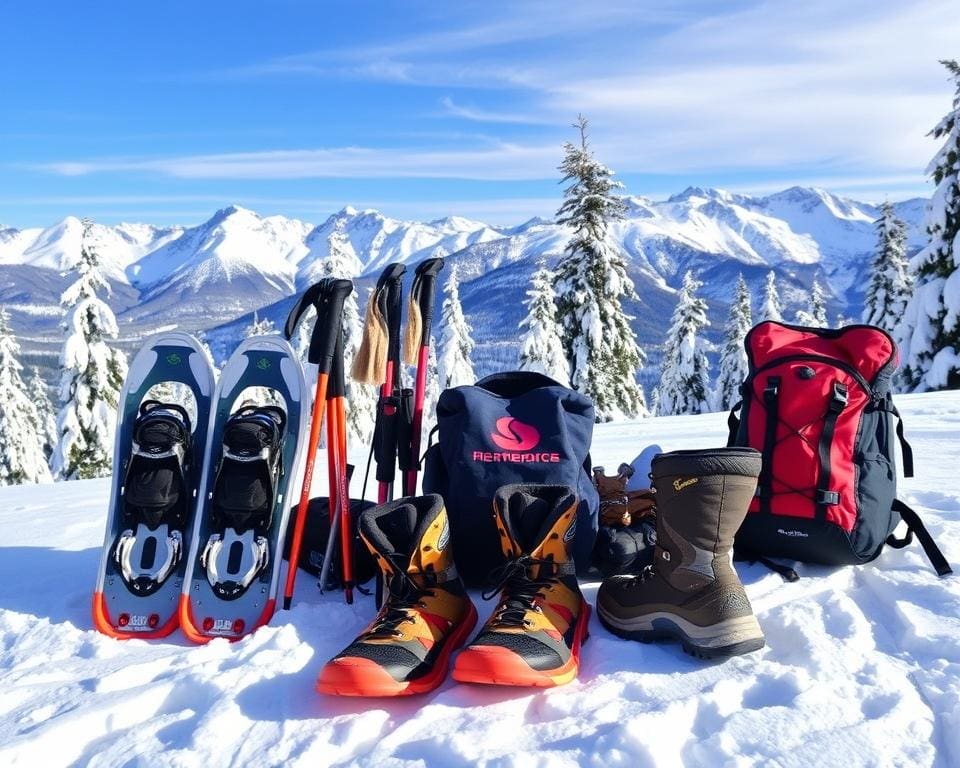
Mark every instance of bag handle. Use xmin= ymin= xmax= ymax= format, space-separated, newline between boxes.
xmin=887 ymin=499 xmax=952 ymax=576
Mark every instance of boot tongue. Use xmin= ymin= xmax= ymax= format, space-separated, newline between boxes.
xmin=378 ymin=502 xmax=419 ymax=558
xmin=507 ymin=492 xmax=551 ymax=553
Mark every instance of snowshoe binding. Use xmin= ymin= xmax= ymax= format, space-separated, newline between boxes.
xmin=113 ymin=400 xmax=193 ymax=597
xmin=200 ymin=405 xmax=286 ymax=600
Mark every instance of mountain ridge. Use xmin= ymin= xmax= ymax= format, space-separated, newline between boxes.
xmin=0 ymin=187 xmax=929 ymax=380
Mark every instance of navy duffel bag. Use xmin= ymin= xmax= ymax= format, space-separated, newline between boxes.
xmin=423 ymin=371 xmax=599 ymax=584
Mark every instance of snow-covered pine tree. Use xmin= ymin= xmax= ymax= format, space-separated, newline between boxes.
xmin=714 ymin=274 xmax=752 ymax=410
xmin=658 ymin=270 xmax=711 ymax=415
xmin=51 ymin=220 xmax=127 ymax=480
xmin=899 ymin=61 xmax=960 ymax=390
xmin=794 ymin=278 xmax=828 ymax=326
xmin=29 ymin=366 xmax=58 ymax=460
xmin=421 ymin=339 xmax=441 ymax=437
xmin=245 ymin=310 xmax=276 ymax=337
xmin=863 ymin=202 xmax=911 ymax=334
xmin=554 ymin=115 xmax=647 ymax=420
xmin=758 ymin=271 xmax=783 ymax=322
xmin=649 ymin=386 xmax=661 ymax=418
xmin=437 ymin=264 xmax=476 ymax=388
xmin=324 ymin=230 xmax=376 ymax=447
xmin=518 ymin=258 xmax=569 ymax=384
xmin=0 ymin=310 xmax=52 ymax=484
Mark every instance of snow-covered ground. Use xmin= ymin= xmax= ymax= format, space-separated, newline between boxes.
xmin=1 ymin=391 xmax=958 ymax=767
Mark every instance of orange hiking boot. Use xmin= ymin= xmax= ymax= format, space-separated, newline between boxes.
xmin=452 ymin=484 xmax=590 ymax=688
xmin=317 ymin=494 xmax=477 ymax=697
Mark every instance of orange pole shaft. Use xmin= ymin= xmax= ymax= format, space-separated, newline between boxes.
xmin=334 ymin=396 xmax=353 ymax=603
xmin=283 ymin=371 xmax=330 ymax=610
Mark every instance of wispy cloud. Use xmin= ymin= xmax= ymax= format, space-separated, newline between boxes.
xmin=438 ymin=97 xmax=548 ymax=125
xmin=37 ymin=143 xmax=560 ymax=181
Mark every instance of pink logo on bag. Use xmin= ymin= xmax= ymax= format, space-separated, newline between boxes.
xmin=490 ymin=418 xmax=540 ymax=451
xmin=472 ymin=417 xmax=560 ymax=464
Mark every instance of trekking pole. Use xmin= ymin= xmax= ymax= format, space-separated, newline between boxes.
xmin=401 ymin=257 xmax=445 ymax=496
xmin=328 ymin=330 xmax=355 ymax=603
xmin=282 ymin=277 xmax=353 ymax=610
xmin=353 ymin=263 xmax=406 ymax=505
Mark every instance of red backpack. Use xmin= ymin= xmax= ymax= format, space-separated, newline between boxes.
xmin=727 ymin=321 xmax=951 ymax=579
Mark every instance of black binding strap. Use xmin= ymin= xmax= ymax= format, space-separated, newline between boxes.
xmin=887 ymin=499 xmax=952 ymax=576
xmin=759 ymin=377 xmax=780 ymax=514
xmin=815 ymin=382 xmax=847 ymax=520
xmin=726 ymin=400 xmax=742 ymax=447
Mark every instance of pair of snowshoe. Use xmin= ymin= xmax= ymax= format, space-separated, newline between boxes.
xmin=93 ymin=332 xmax=308 ymax=642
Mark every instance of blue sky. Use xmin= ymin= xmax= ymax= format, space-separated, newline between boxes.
xmin=1 ymin=0 xmax=957 ymax=228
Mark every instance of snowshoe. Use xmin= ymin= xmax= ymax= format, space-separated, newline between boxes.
xmin=179 ymin=336 xmax=308 ymax=642
xmin=93 ymin=332 xmax=215 ymax=639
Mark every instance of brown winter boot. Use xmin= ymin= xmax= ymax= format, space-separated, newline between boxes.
xmin=597 ymin=448 xmax=765 ymax=659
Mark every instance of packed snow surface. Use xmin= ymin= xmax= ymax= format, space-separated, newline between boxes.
xmin=0 ymin=392 xmax=958 ymax=767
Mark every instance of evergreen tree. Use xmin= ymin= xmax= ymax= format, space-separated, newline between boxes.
xmin=554 ymin=115 xmax=647 ymax=421
xmin=51 ymin=219 xmax=127 ymax=480
xmin=899 ymin=60 xmax=960 ymax=390
xmin=758 ymin=271 xmax=783 ymax=322
xmin=437 ymin=264 xmax=476 ymax=388
xmin=29 ymin=366 xmax=57 ymax=460
xmin=714 ymin=275 xmax=752 ymax=410
xmin=863 ymin=202 xmax=911 ymax=334
xmin=649 ymin=386 xmax=661 ymax=418
xmin=245 ymin=310 xmax=276 ymax=337
xmin=421 ymin=339 xmax=441 ymax=437
xmin=518 ymin=259 xmax=569 ymax=384
xmin=658 ymin=271 xmax=711 ymax=415
xmin=0 ymin=311 xmax=52 ymax=484
xmin=794 ymin=278 xmax=828 ymax=326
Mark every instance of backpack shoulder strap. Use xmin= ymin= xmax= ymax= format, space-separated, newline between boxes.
xmin=887 ymin=499 xmax=952 ymax=576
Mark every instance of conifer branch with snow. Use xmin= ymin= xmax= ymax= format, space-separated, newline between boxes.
xmin=864 ymin=202 xmax=912 ymax=335
xmin=758 ymin=271 xmax=783 ymax=322
xmin=898 ymin=59 xmax=960 ymax=391
xmin=0 ymin=311 xmax=53 ymax=485
xmin=29 ymin=367 xmax=58 ymax=461
xmin=50 ymin=219 xmax=127 ymax=480
xmin=794 ymin=278 xmax=828 ymax=327
xmin=518 ymin=259 xmax=569 ymax=384
xmin=714 ymin=275 xmax=752 ymax=411
xmin=553 ymin=115 xmax=647 ymax=420
xmin=658 ymin=270 xmax=711 ymax=416
xmin=437 ymin=265 xmax=476 ymax=389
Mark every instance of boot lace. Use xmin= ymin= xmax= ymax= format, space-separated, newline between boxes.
xmin=365 ymin=564 xmax=437 ymax=639
xmin=482 ymin=555 xmax=556 ymax=628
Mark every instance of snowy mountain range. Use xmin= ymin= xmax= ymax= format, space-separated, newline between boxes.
xmin=0 ymin=187 xmax=928 ymax=381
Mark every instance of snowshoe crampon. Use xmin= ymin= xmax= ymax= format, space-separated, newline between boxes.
xmin=179 ymin=336 xmax=308 ymax=643
xmin=93 ymin=333 xmax=215 ymax=639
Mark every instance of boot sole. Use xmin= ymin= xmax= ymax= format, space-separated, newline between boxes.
xmin=451 ymin=603 xmax=591 ymax=688
xmin=597 ymin=606 xmax=764 ymax=660
xmin=316 ymin=602 xmax=479 ymax=697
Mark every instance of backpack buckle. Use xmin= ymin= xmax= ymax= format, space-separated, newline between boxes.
xmin=763 ymin=377 xmax=780 ymax=400
xmin=815 ymin=490 xmax=840 ymax=505
xmin=829 ymin=382 xmax=848 ymax=412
